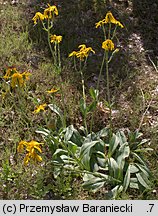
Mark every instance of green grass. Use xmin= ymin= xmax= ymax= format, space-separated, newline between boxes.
xmin=0 ymin=1 xmax=158 ymax=200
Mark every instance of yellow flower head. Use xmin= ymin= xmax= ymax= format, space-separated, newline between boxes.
xmin=105 ymin=11 xmax=117 ymax=24
xmin=78 ymin=44 xmax=87 ymax=50
xmin=26 ymin=140 xmax=43 ymax=154
xmin=3 ymin=67 xmax=17 ymax=80
xmin=31 ymin=152 xmax=42 ymax=162
xmin=105 ymin=11 xmax=124 ymax=28
xmin=17 ymin=140 xmax=43 ymax=166
xmin=46 ymin=88 xmax=59 ymax=94
xmin=95 ymin=11 xmax=124 ymax=28
xmin=102 ymin=39 xmax=115 ymax=51
xmin=69 ymin=44 xmax=95 ymax=61
xmin=3 ymin=68 xmax=30 ymax=88
xmin=11 ymin=72 xmax=24 ymax=88
xmin=76 ymin=51 xmax=87 ymax=61
xmin=69 ymin=51 xmax=77 ymax=57
xmin=95 ymin=19 xmax=106 ymax=28
xmin=50 ymin=34 xmax=62 ymax=44
xmin=33 ymin=103 xmax=47 ymax=114
xmin=32 ymin=12 xmax=45 ymax=25
xmin=17 ymin=140 xmax=28 ymax=153
xmin=77 ymin=45 xmax=95 ymax=61
xmin=44 ymin=4 xmax=58 ymax=19
xmin=115 ymin=20 xmax=124 ymax=28
xmin=22 ymin=71 xmax=31 ymax=81
xmin=24 ymin=153 xmax=30 ymax=166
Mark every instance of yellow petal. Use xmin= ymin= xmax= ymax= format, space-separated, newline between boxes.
xmin=46 ymin=88 xmax=59 ymax=93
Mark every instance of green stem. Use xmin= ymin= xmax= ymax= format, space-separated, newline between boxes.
xmin=90 ymin=51 xmax=106 ymax=134
xmin=102 ymin=25 xmax=107 ymax=40
xmin=90 ymin=111 xmax=94 ymax=134
xmin=47 ymin=19 xmax=55 ymax=64
xmin=80 ymin=69 xmax=88 ymax=135
xmin=106 ymin=51 xmax=110 ymax=104
xmin=73 ymin=56 xmax=77 ymax=72
xmin=54 ymin=43 xmax=57 ymax=66
xmin=59 ymin=78 xmax=67 ymax=128
xmin=105 ymin=51 xmax=112 ymax=135
xmin=111 ymin=25 xmax=118 ymax=40
xmin=79 ymin=61 xmax=88 ymax=135
xmin=97 ymin=51 xmax=106 ymax=90
xmin=57 ymin=43 xmax=61 ymax=69
xmin=79 ymin=61 xmax=86 ymax=101
xmin=108 ymin=23 xmax=111 ymax=39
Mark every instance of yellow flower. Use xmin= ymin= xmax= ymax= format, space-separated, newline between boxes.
xmin=69 ymin=51 xmax=77 ymax=57
xmin=78 ymin=44 xmax=87 ymax=50
xmin=24 ymin=153 xmax=30 ymax=166
xmin=32 ymin=12 xmax=45 ymax=25
xmin=44 ymin=4 xmax=58 ymax=19
xmin=3 ymin=67 xmax=17 ymax=80
xmin=17 ymin=140 xmax=28 ymax=153
xmin=105 ymin=11 xmax=117 ymax=24
xmin=102 ymin=39 xmax=115 ymax=51
xmin=95 ymin=19 xmax=106 ymax=28
xmin=50 ymin=34 xmax=62 ymax=44
xmin=22 ymin=71 xmax=31 ymax=80
xmin=76 ymin=51 xmax=87 ymax=61
xmin=11 ymin=72 xmax=24 ymax=88
xmin=105 ymin=11 xmax=124 ymax=28
xmin=77 ymin=45 xmax=95 ymax=60
xmin=69 ymin=45 xmax=95 ymax=61
xmin=33 ymin=103 xmax=47 ymax=114
xmin=3 ymin=68 xmax=30 ymax=88
xmin=32 ymin=152 xmax=42 ymax=162
xmin=24 ymin=151 xmax=42 ymax=166
xmin=17 ymin=140 xmax=43 ymax=166
xmin=26 ymin=140 xmax=42 ymax=154
xmin=85 ymin=47 xmax=95 ymax=54
xmin=46 ymin=88 xmax=59 ymax=94
xmin=95 ymin=11 xmax=124 ymax=28
xmin=115 ymin=20 xmax=124 ymax=28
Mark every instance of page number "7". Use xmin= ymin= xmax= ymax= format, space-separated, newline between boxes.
xmin=148 ymin=204 xmax=154 ymax=212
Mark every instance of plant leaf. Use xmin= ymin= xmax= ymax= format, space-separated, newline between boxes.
xmin=80 ymin=98 xmax=87 ymax=116
xmin=135 ymin=163 xmax=151 ymax=177
xmin=53 ymin=149 xmax=68 ymax=158
xmin=108 ymin=157 xmax=119 ymax=179
xmin=64 ymin=125 xmax=74 ymax=142
xmin=67 ymin=141 xmax=78 ymax=154
xmin=48 ymin=104 xmax=63 ymax=118
xmin=82 ymin=176 xmax=105 ymax=192
xmin=136 ymin=172 xmax=151 ymax=189
xmin=83 ymin=172 xmax=111 ymax=192
xmin=108 ymin=133 xmax=120 ymax=157
xmin=87 ymin=101 xmax=97 ymax=113
xmin=116 ymin=142 xmax=130 ymax=170
xmin=132 ymin=152 xmax=147 ymax=166
xmin=36 ymin=128 xmax=50 ymax=137
xmin=80 ymin=141 xmax=99 ymax=170
xmin=137 ymin=138 xmax=149 ymax=147
xmin=116 ymin=130 xmax=127 ymax=145
xmin=106 ymin=185 xmax=123 ymax=200
xmin=130 ymin=164 xmax=139 ymax=173
xmin=123 ymin=165 xmax=131 ymax=192
xmin=130 ymin=178 xmax=139 ymax=189
xmin=89 ymin=87 xmax=99 ymax=100
xmin=96 ymin=127 xmax=109 ymax=138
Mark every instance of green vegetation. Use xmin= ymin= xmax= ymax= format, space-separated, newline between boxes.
xmin=0 ymin=0 xmax=158 ymax=200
